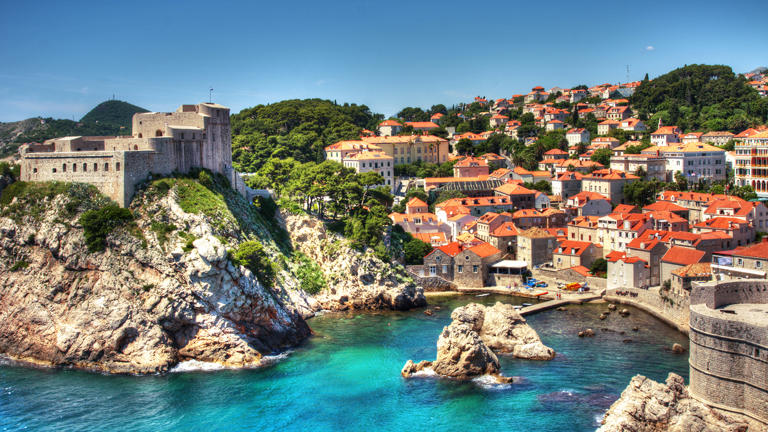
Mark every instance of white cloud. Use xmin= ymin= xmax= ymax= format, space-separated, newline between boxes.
xmin=645 ymin=45 xmax=655 ymax=51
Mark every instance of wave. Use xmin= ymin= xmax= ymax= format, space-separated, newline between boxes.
xmin=170 ymin=351 xmax=293 ymax=373
xmin=471 ymin=374 xmax=513 ymax=391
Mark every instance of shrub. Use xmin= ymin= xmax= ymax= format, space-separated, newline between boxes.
xmin=198 ymin=170 xmax=214 ymax=188
xmin=178 ymin=232 xmax=197 ymax=252
xmin=79 ymin=204 xmax=134 ymax=252
xmin=294 ymin=252 xmax=326 ymax=295
xmin=254 ymin=195 xmax=277 ymax=219
xmin=9 ymin=260 xmax=29 ymax=271
xmin=151 ymin=221 xmax=176 ymax=247
xmin=230 ymin=240 xmax=275 ymax=287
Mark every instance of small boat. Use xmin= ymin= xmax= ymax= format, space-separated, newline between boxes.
xmin=534 ymin=291 xmax=548 ymax=297
xmin=513 ymin=305 xmax=522 ymax=310
xmin=476 ymin=293 xmax=490 ymax=297
xmin=522 ymin=303 xmax=533 ymax=307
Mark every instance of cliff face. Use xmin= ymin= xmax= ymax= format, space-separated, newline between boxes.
xmin=0 ymin=176 xmax=427 ymax=374
xmin=0 ymin=185 xmax=310 ymax=374
xmin=281 ymin=212 xmax=426 ymax=315
xmin=598 ymin=374 xmax=752 ymax=432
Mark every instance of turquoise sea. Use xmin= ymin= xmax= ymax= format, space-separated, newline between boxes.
xmin=0 ymin=295 xmax=689 ymax=432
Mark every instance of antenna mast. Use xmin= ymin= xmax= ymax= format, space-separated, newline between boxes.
xmin=209 ymin=87 xmax=213 ymax=103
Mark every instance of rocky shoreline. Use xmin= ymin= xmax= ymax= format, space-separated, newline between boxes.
xmin=598 ymin=373 xmax=755 ymax=431
xmin=0 ymin=180 xmax=425 ymax=374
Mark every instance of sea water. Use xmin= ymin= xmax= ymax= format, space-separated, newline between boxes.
xmin=0 ymin=295 xmax=689 ymax=432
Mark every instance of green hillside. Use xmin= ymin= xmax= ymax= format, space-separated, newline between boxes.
xmin=231 ymin=99 xmax=383 ymax=173
xmin=632 ymin=64 xmax=768 ymax=132
xmin=80 ymin=100 xmax=148 ymax=128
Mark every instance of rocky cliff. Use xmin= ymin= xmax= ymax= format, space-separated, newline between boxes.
xmin=0 ymin=175 xmax=425 ymax=374
xmin=281 ymin=212 xmax=426 ymax=315
xmin=598 ymin=374 xmax=753 ymax=432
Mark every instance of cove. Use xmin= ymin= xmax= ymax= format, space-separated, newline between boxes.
xmin=0 ymin=294 xmax=689 ymax=432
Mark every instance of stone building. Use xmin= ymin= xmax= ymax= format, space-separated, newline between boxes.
xmin=20 ymin=103 xmax=246 ymax=207
xmin=517 ymin=228 xmax=556 ymax=267
xmin=689 ymin=279 xmax=768 ymax=425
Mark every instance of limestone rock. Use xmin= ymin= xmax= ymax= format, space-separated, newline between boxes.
xmin=598 ymin=374 xmax=750 ymax=432
xmin=672 ymin=343 xmax=686 ymax=354
xmin=0 ymin=190 xmax=311 ymax=374
xmin=401 ymin=359 xmax=433 ymax=378
xmin=282 ymin=212 xmax=426 ymax=313
xmin=579 ymin=328 xmax=595 ymax=337
xmin=432 ymin=321 xmax=501 ymax=378
xmin=452 ymin=302 xmax=555 ymax=360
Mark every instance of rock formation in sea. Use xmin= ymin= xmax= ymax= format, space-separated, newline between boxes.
xmin=401 ymin=319 xmax=507 ymax=381
xmin=402 ymin=301 xmax=554 ymax=382
xmin=598 ymin=373 xmax=752 ymax=432
xmin=0 ymin=175 xmax=426 ymax=374
xmin=452 ymin=302 xmax=555 ymax=360
xmin=282 ymin=212 xmax=426 ymax=315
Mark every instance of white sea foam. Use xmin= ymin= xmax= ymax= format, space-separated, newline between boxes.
xmin=170 ymin=351 xmax=293 ymax=373
xmin=594 ymin=412 xmax=605 ymax=426
xmin=471 ymin=374 xmax=513 ymax=391
xmin=410 ymin=367 xmax=438 ymax=378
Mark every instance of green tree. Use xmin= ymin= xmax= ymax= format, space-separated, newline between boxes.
xmin=456 ymin=138 xmax=474 ymax=155
xmin=590 ymin=258 xmax=607 ymax=276
xmin=404 ymin=237 xmax=433 ymax=265
xmin=590 ymin=148 xmax=612 ymax=166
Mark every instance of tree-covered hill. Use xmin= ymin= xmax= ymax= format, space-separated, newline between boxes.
xmin=632 ymin=64 xmax=768 ymax=133
xmin=230 ymin=99 xmax=383 ymax=173
xmin=80 ymin=100 xmax=148 ymax=128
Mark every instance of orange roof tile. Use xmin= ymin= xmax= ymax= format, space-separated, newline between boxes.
xmin=467 ymin=242 xmax=502 ymax=258
xmin=661 ymin=246 xmax=705 ymax=266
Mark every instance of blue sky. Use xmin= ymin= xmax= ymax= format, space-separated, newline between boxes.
xmin=0 ymin=0 xmax=766 ymax=122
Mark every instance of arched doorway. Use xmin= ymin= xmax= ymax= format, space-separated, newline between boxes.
xmin=155 ymin=130 xmax=162 ymax=137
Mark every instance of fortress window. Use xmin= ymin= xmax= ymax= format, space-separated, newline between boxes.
xmin=138 ymin=133 xmax=143 ymax=138
xmin=52 ymin=168 xmax=57 ymax=173
xmin=83 ymin=163 xmax=87 ymax=172
xmin=155 ymin=130 xmax=162 ymax=137
xmin=73 ymin=164 xmax=77 ymax=172
xmin=116 ymin=162 xmax=121 ymax=171
xmin=93 ymin=163 xmax=98 ymax=172
xmin=104 ymin=163 xmax=109 ymax=171
xmin=134 ymin=145 xmax=138 ymax=150
xmin=62 ymin=164 xmax=67 ymax=172
xmin=33 ymin=168 xmax=37 ymax=173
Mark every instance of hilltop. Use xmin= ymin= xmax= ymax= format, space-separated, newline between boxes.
xmin=0 ymin=100 xmax=147 ymax=159
xmin=631 ymin=64 xmax=768 ymax=132
xmin=80 ymin=100 xmax=148 ymax=128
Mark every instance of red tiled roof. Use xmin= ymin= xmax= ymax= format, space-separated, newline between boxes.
xmin=661 ymin=246 xmax=705 ymax=266
xmin=544 ymin=149 xmax=568 ymax=155
xmin=467 ymin=242 xmax=502 ymax=258
xmin=614 ymin=204 xmax=639 ymax=214
xmin=729 ymin=238 xmax=768 ymax=260
xmin=379 ymin=120 xmax=402 ymax=127
xmin=406 ymin=197 xmax=428 ymax=207
xmin=495 ymin=183 xmax=536 ymax=196
xmin=555 ymin=240 xmax=593 ymax=256
xmin=643 ymin=201 xmax=688 ymax=212
xmin=570 ymin=265 xmax=592 ymax=277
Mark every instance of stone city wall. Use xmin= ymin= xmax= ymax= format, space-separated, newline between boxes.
xmin=604 ymin=286 xmax=690 ymax=331
xmin=688 ymin=280 xmax=768 ymax=424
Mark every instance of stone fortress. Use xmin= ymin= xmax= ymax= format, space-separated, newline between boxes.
xmin=19 ymin=103 xmax=247 ymax=206
xmin=689 ymin=278 xmax=768 ymax=425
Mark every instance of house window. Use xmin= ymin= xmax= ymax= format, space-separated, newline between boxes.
xmin=473 ymin=265 xmax=479 ymax=273
xmin=737 ymin=258 xmax=743 ymax=266
xmin=442 ymin=265 xmax=448 ymax=273
xmin=429 ymin=266 xmax=436 ymax=276
xmin=757 ymin=261 xmax=763 ymax=269
xmin=181 ymin=133 xmax=185 ymax=140
xmin=457 ymin=265 xmax=463 ymax=273
xmin=116 ymin=162 xmax=120 ymax=171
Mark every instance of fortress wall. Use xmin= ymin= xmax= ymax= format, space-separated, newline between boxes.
xmin=691 ymin=280 xmax=768 ymax=309
xmin=689 ymin=280 xmax=768 ymax=424
xmin=132 ymin=112 xmax=205 ymax=139
xmin=20 ymin=152 xmax=125 ymax=205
